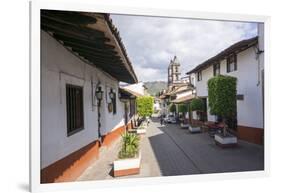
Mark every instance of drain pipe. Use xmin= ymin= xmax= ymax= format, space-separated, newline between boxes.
xmin=254 ymin=45 xmax=264 ymax=86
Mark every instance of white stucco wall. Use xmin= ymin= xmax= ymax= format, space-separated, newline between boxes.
xmin=194 ymin=46 xmax=263 ymax=128
xmin=41 ymin=31 xmax=127 ymax=168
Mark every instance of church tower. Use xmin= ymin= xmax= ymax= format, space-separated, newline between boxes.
xmin=168 ymin=56 xmax=181 ymax=88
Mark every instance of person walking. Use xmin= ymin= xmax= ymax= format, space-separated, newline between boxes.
xmin=160 ymin=114 xmax=164 ymax=126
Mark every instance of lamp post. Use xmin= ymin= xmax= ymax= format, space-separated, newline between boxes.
xmin=95 ymin=86 xmax=103 ymax=140
xmin=109 ymin=88 xmax=115 ymax=101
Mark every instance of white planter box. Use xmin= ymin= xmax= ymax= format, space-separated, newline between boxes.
xmin=180 ymin=123 xmax=189 ymax=129
xmin=136 ymin=129 xmax=146 ymax=134
xmin=189 ymin=126 xmax=201 ymax=133
xmin=113 ymin=153 xmax=141 ymax=177
xmin=215 ymin=134 xmax=237 ymax=147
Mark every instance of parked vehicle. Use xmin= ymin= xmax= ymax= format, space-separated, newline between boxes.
xmin=164 ymin=114 xmax=177 ymax=124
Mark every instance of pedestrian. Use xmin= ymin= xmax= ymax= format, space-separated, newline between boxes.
xmin=160 ymin=114 xmax=164 ymax=125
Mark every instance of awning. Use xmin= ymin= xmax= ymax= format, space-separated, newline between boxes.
xmin=171 ymin=94 xmax=195 ymax=103
xmin=41 ymin=10 xmax=138 ymax=84
xmin=121 ymin=87 xmax=143 ymax=97
xmin=119 ymin=88 xmax=136 ymax=100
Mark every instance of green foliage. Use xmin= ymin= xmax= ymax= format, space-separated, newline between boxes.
xmin=190 ymin=98 xmax=204 ymax=112
xmin=136 ymin=96 xmax=154 ymax=117
xmin=207 ymin=75 xmax=237 ymax=118
xmin=178 ymin=103 xmax=188 ymax=113
xmin=118 ymin=132 xmax=140 ymax=159
xmin=144 ymin=81 xmax=167 ymax=96
xmin=169 ymin=104 xmax=177 ymax=113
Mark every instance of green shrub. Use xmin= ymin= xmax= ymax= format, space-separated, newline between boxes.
xmin=169 ymin=104 xmax=176 ymax=113
xmin=118 ymin=132 xmax=140 ymax=159
xmin=207 ymin=75 xmax=237 ymax=118
xmin=136 ymin=96 xmax=154 ymax=118
xmin=208 ymin=75 xmax=237 ymax=136
xmin=178 ymin=103 xmax=188 ymax=113
xmin=190 ymin=98 xmax=204 ymax=112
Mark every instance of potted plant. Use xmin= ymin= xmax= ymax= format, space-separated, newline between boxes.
xmin=136 ymin=124 xmax=147 ymax=134
xmin=188 ymin=98 xmax=204 ymax=133
xmin=113 ymin=132 xmax=141 ymax=177
xmin=208 ymin=75 xmax=237 ymax=147
xmin=178 ymin=103 xmax=189 ymax=128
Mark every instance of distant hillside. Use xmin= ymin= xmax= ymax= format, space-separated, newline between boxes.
xmin=144 ymin=81 xmax=167 ymax=96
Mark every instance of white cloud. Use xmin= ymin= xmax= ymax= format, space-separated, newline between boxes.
xmin=111 ymin=14 xmax=257 ymax=81
xmin=134 ymin=65 xmax=166 ymax=82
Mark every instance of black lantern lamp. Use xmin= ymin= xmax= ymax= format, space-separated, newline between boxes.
xmin=95 ymin=86 xmax=103 ymax=101
xmin=109 ymin=88 xmax=115 ymax=100
xmin=95 ymin=86 xmax=103 ymax=140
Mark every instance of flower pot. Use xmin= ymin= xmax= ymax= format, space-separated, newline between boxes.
xmin=113 ymin=153 xmax=141 ymax=177
xmin=136 ymin=128 xmax=146 ymax=134
xmin=189 ymin=125 xmax=201 ymax=133
xmin=214 ymin=133 xmax=237 ymax=148
xmin=180 ymin=123 xmax=189 ymax=129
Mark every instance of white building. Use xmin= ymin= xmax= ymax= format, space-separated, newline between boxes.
xmin=186 ymin=26 xmax=264 ymax=145
xmin=40 ymin=10 xmax=138 ymax=183
xmin=121 ymin=82 xmax=147 ymax=96
xmin=153 ymin=98 xmax=161 ymax=112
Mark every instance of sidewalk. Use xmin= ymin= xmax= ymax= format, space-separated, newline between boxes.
xmin=77 ymin=118 xmax=264 ymax=181
xmin=77 ymin=120 xmax=163 ymax=181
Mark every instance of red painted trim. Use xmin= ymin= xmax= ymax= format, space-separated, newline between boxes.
xmin=102 ymin=125 xmax=126 ymax=147
xmin=41 ymin=140 xmax=99 ymax=183
xmin=114 ymin=167 xmax=140 ymax=177
xmin=237 ymin=125 xmax=264 ymax=145
xmin=41 ymin=123 xmax=131 ymax=183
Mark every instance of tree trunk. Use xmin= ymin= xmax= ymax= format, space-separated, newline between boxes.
xmin=223 ymin=117 xmax=227 ymax=136
xmin=189 ymin=109 xmax=193 ymax=125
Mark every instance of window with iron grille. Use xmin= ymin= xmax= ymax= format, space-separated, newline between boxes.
xmin=227 ymin=54 xmax=237 ymax=73
xmin=213 ymin=62 xmax=220 ymax=76
xmin=197 ymin=71 xmax=202 ymax=81
xmin=66 ymin=84 xmax=84 ymax=136
xmin=112 ymin=93 xmax=117 ymax=114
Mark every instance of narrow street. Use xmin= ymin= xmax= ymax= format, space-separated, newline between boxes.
xmin=77 ymin=118 xmax=264 ymax=181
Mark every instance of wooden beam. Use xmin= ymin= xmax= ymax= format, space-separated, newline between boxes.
xmin=50 ymin=32 xmax=115 ymax=50
xmin=71 ymin=48 xmax=121 ymax=61
xmin=41 ymin=10 xmax=97 ymax=25
xmin=81 ymin=55 xmax=127 ymax=71
xmin=62 ymin=41 xmax=118 ymax=56
xmin=41 ymin=17 xmax=106 ymax=40
xmin=79 ymin=54 xmax=124 ymax=67
xmin=79 ymin=56 xmax=124 ymax=67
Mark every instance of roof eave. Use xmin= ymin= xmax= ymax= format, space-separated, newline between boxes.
xmin=186 ymin=36 xmax=258 ymax=75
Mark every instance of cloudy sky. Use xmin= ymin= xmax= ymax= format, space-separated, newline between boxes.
xmin=111 ymin=14 xmax=257 ymax=82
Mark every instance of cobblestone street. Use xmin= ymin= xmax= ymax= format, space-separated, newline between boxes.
xmin=78 ymin=118 xmax=264 ymax=181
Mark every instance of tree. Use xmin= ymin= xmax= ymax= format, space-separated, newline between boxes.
xmin=190 ymin=98 xmax=204 ymax=112
xmin=207 ymin=75 xmax=237 ymax=136
xmin=189 ymin=98 xmax=204 ymax=125
xmin=169 ymin=104 xmax=176 ymax=113
xmin=178 ymin=103 xmax=188 ymax=113
xmin=136 ymin=96 xmax=154 ymax=118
